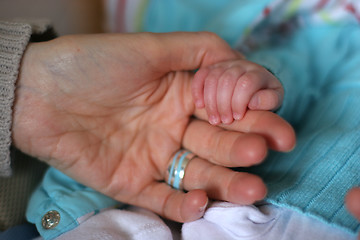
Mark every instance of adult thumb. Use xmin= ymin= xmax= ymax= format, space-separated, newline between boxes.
xmin=145 ymin=31 xmax=242 ymax=72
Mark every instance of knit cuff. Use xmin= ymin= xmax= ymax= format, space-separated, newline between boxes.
xmin=0 ymin=21 xmax=33 ymax=177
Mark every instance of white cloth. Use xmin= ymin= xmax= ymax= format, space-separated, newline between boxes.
xmin=54 ymin=206 xmax=173 ymax=240
xmin=182 ymin=201 xmax=356 ymax=240
xmin=45 ymin=202 xmax=356 ymax=240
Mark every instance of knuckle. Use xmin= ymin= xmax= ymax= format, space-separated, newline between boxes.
xmin=221 ymin=71 xmax=237 ymax=87
xmin=238 ymin=73 xmax=257 ymax=90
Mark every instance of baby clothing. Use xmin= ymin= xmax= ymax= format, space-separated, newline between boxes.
xmin=54 ymin=206 xmax=174 ymax=240
xmin=182 ymin=202 xmax=356 ymax=240
xmin=109 ymin=0 xmax=360 ymax=48
xmin=136 ymin=0 xmax=360 ymax=234
xmin=26 ymin=168 xmax=121 ymax=240
xmin=38 ymin=201 xmax=355 ymax=240
xmin=27 ymin=0 xmax=360 ymax=239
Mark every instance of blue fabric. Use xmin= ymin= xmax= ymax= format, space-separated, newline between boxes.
xmin=142 ymin=0 xmax=360 ymax=234
xmin=26 ymin=168 xmax=120 ymax=240
xmin=144 ymin=0 xmax=272 ymax=46
xmin=247 ymin=24 xmax=360 ymax=234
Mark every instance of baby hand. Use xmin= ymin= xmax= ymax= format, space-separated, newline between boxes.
xmin=192 ymin=59 xmax=284 ymax=125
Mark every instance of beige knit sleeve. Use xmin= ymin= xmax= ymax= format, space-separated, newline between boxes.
xmin=0 ymin=21 xmax=32 ymax=177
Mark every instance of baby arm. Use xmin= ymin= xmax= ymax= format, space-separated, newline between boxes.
xmin=192 ymin=58 xmax=284 ymax=125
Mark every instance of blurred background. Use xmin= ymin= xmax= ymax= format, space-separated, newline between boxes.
xmin=0 ymin=0 xmax=105 ymax=35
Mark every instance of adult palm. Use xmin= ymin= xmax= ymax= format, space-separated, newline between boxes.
xmin=12 ymin=32 xmax=295 ymax=222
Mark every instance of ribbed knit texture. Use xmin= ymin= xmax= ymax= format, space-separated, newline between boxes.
xmin=0 ymin=21 xmax=32 ymax=177
xmin=0 ymin=20 xmax=50 ymax=230
xmin=139 ymin=0 xmax=360 ymax=234
xmin=247 ymin=25 xmax=360 ymax=234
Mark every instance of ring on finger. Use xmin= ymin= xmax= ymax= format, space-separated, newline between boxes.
xmin=165 ymin=149 xmax=197 ymax=190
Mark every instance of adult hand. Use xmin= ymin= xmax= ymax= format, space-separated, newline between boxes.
xmin=346 ymin=188 xmax=360 ymax=239
xmin=12 ymin=32 xmax=295 ymax=222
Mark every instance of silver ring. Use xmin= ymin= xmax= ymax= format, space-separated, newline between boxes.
xmin=165 ymin=149 xmax=196 ymax=190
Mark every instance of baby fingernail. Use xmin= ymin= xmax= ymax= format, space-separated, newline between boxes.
xmin=209 ymin=115 xmax=220 ymax=125
xmin=233 ymin=113 xmax=242 ymax=120
xmin=221 ymin=116 xmax=233 ymax=124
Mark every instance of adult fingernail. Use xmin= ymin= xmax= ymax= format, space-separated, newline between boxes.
xmin=199 ymin=199 xmax=208 ymax=214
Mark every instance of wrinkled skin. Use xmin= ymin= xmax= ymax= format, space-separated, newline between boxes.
xmin=192 ymin=58 xmax=284 ymax=125
xmin=12 ymin=32 xmax=296 ymax=222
